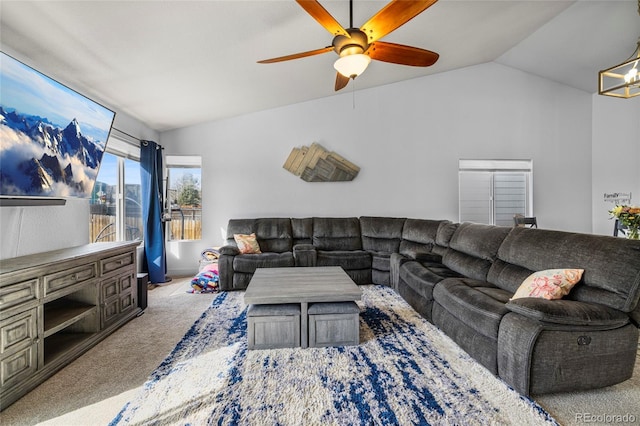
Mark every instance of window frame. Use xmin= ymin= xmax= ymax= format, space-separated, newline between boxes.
xmin=458 ymin=159 xmax=533 ymax=226
xmin=165 ymin=155 xmax=202 ymax=242
xmin=89 ymin=136 xmax=143 ymax=243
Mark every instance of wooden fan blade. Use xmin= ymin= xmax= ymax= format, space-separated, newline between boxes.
xmin=296 ymin=0 xmax=349 ymax=37
xmin=366 ymin=41 xmax=439 ymax=67
xmin=335 ymin=72 xmax=350 ymax=91
xmin=360 ymin=0 xmax=438 ymax=44
xmin=258 ymin=46 xmax=334 ymax=64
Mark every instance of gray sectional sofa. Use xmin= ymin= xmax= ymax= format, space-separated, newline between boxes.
xmin=218 ymin=216 xmax=640 ymax=396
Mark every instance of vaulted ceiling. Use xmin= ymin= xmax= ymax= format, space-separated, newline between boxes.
xmin=1 ymin=1 xmax=639 ymax=131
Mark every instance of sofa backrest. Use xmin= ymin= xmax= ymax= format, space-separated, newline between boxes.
xmin=399 ymin=219 xmax=450 ymax=258
xmin=443 ymin=223 xmax=511 ymax=281
xmin=489 ymin=227 xmax=640 ymax=312
xmin=434 ymin=222 xmax=459 ymax=256
xmin=312 ymin=217 xmax=362 ymax=251
xmin=291 ymin=218 xmax=313 ymax=246
xmin=225 ymin=218 xmax=293 ymax=253
xmin=360 ymin=216 xmax=406 ymax=253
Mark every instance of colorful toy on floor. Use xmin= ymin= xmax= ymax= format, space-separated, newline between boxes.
xmin=189 ymin=248 xmax=220 ymax=293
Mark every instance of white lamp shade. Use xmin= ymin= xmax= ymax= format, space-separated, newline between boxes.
xmin=334 ymin=54 xmax=371 ymax=78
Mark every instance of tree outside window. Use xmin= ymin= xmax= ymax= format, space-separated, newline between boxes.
xmin=167 ymin=164 xmax=202 ymax=241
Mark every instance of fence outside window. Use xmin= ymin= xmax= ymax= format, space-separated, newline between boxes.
xmin=166 ymin=156 xmax=202 ymax=241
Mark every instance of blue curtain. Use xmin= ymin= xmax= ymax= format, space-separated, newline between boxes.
xmin=140 ymin=140 xmax=168 ymax=284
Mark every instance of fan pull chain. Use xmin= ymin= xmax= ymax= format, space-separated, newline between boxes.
xmin=352 ymin=79 xmax=356 ymax=109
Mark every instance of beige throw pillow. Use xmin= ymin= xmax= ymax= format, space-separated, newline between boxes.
xmin=511 ymin=269 xmax=584 ymax=301
xmin=234 ymin=233 xmax=261 ymax=254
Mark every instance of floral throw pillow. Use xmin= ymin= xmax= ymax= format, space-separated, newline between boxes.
xmin=234 ymin=233 xmax=262 ymax=254
xmin=511 ymin=269 xmax=584 ymax=301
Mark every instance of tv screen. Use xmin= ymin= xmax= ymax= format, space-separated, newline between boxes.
xmin=0 ymin=52 xmax=115 ymax=199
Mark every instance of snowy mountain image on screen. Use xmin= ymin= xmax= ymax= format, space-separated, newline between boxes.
xmin=0 ymin=106 xmax=106 ymax=197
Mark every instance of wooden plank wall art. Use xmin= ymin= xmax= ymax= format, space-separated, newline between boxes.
xmin=283 ymin=143 xmax=360 ymax=182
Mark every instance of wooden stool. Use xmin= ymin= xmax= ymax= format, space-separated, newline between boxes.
xmin=308 ymin=301 xmax=360 ymax=347
xmin=247 ymin=303 xmax=301 ymax=350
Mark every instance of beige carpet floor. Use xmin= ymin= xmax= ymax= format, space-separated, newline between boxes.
xmin=0 ymin=278 xmax=638 ymax=426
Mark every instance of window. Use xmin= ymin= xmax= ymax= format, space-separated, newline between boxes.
xmin=89 ymin=137 xmax=143 ymax=243
xmin=166 ymin=156 xmax=202 ymax=241
xmin=459 ymin=160 xmax=533 ymax=226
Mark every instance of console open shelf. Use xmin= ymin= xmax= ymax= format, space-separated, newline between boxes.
xmin=43 ymin=299 xmax=97 ymax=338
xmin=44 ymin=332 xmax=95 ymax=366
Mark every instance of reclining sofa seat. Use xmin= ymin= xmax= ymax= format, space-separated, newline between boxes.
xmin=394 ymin=219 xmax=464 ymax=320
xmin=490 ymin=227 xmax=640 ymax=396
xmin=429 ymin=223 xmax=515 ymax=372
xmin=218 ymin=218 xmax=295 ymax=290
xmin=308 ymin=217 xmax=372 ymax=284
xmin=219 ymin=217 xmax=374 ymax=290
xmin=359 ymin=216 xmax=407 ymax=286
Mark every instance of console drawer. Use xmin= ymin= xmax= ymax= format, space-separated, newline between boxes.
xmin=44 ymin=263 xmax=97 ymax=296
xmin=1 ymin=344 xmax=37 ymax=388
xmin=0 ymin=278 xmax=38 ymax=313
xmin=1 ymin=310 xmax=37 ymax=355
xmin=100 ymin=252 xmax=135 ymax=276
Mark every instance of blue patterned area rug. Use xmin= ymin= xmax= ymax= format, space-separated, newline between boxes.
xmin=110 ymin=285 xmax=557 ymax=426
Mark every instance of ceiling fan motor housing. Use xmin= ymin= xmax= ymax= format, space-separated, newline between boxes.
xmin=333 ymin=28 xmax=369 ymax=56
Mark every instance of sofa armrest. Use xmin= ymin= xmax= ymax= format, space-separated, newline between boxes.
xmin=219 ymin=245 xmax=240 ymax=256
xmin=293 ymin=244 xmax=316 ymax=267
xmin=506 ymin=298 xmax=629 ymax=328
xmin=217 ymin=245 xmax=240 ymax=290
xmin=390 ymin=253 xmax=412 ymax=291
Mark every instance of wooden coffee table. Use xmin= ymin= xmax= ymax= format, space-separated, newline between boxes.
xmin=244 ymin=266 xmax=362 ymax=348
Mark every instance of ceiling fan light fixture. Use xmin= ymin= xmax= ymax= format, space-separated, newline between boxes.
xmin=334 ymin=53 xmax=371 ymax=79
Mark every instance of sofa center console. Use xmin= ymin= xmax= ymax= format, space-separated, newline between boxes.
xmin=0 ymin=241 xmax=141 ymax=410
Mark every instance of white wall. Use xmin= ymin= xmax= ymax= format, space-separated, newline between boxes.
xmin=161 ymin=62 xmax=594 ymax=274
xmin=591 ymin=95 xmax=640 ymax=236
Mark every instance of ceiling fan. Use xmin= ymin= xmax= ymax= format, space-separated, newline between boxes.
xmin=258 ymin=0 xmax=440 ymax=91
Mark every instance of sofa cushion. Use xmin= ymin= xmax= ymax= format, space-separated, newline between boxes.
xmin=495 ymin=227 xmax=640 ymax=312
xmin=226 ymin=218 xmax=293 ymax=253
xmin=255 ymin=218 xmax=294 ymax=252
xmin=234 ymin=233 xmax=261 ymax=254
xmin=487 ymin=259 xmax=534 ymax=294
xmin=434 ymin=222 xmax=459 ymax=256
xmin=433 ymin=278 xmax=511 ymax=340
xmin=443 ymin=223 xmax=511 ymax=281
xmin=360 ymin=216 xmax=406 ymax=253
xmin=399 ymin=261 xmax=462 ymax=300
xmin=248 ymin=303 xmax=301 ymax=317
xmin=233 ymin=252 xmax=294 ymax=274
xmin=292 ymin=217 xmax=313 ymax=245
xmin=506 ymin=298 xmax=629 ymax=327
xmin=313 ymin=217 xmax=362 ymax=250
xmin=398 ymin=219 xmax=447 ymax=258
xmin=511 ymin=269 xmax=584 ymax=301
xmin=371 ymin=252 xmax=392 ymax=271
xmin=316 ymin=250 xmax=371 ymax=270
xmin=415 ymin=252 xmax=443 ymax=264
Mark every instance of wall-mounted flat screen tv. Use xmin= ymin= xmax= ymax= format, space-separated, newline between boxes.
xmin=0 ymin=51 xmax=115 ymax=199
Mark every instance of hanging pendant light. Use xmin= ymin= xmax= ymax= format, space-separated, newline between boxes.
xmin=598 ymin=1 xmax=640 ymax=98
xmin=599 ymin=39 xmax=640 ymax=99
